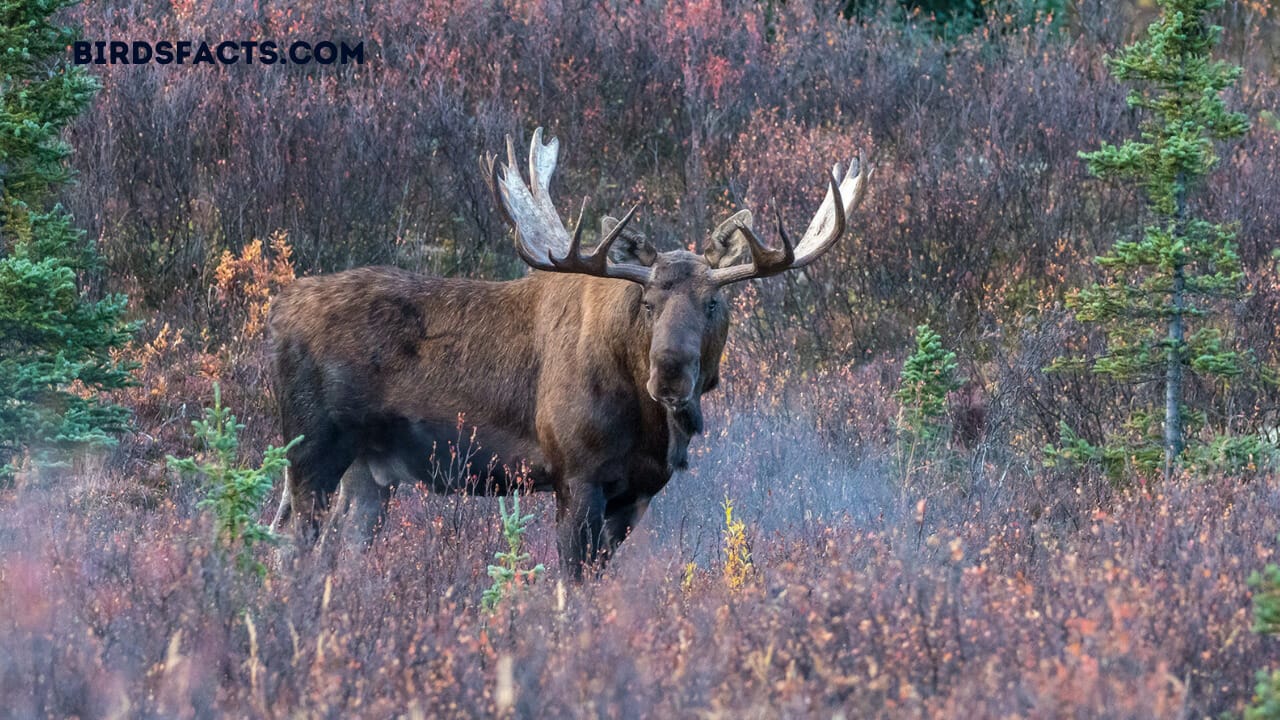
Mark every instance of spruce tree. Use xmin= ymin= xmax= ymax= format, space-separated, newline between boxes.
xmin=1053 ymin=0 xmax=1250 ymax=480
xmin=0 ymin=0 xmax=134 ymax=478
xmin=895 ymin=324 xmax=962 ymax=446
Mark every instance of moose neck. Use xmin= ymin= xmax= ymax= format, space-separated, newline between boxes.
xmin=527 ymin=271 xmax=726 ymax=475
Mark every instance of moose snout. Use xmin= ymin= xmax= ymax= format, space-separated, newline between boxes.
xmin=653 ymin=392 xmax=689 ymax=409
xmin=647 ymin=351 xmax=698 ymax=409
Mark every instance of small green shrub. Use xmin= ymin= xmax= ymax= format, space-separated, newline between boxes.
xmin=1247 ymin=558 xmax=1280 ymax=718
xmin=894 ymin=325 xmax=963 ymax=484
xmin=167 ymin=384 xmax=300 ymax=576
xmin=894 ymin=324 xmax=962 ymax=444
xmin=1247 ymin=669 xmax=1280 ymax=720
xmin=1188 ymin=433 xmax=1278 ymax=478
xmin=482 ymin=495 xmax=544 ymax=612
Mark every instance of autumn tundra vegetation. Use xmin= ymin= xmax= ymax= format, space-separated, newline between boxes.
xmin=3 ymin=0 xmax=1280 ymax=717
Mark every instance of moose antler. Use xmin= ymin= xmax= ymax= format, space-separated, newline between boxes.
xmin=708 ymin=154 xmax=872 ymax=287
xmin=482 ymin=128 xmax=651 ymax=285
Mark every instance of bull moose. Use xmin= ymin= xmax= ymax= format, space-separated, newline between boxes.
xmin=269 ymin=127 xmax=870 ymax=578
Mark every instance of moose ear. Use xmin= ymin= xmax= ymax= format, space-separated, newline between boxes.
xmin=603 ymin=216 xmax=658 ymax=266
xmin=703 ymin=209 xmax=754 ymax=269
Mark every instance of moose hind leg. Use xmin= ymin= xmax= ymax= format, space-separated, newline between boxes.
xmin=339 ymin=458 xmax=392 ymax=546
xmin=556 ymin=482 xmax=607 ymax=582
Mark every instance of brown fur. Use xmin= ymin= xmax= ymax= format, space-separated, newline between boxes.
xmin=270 ymin=254 xmax=731 ymax=578
xmin=950 ymin=379 xmax=987 ymax=451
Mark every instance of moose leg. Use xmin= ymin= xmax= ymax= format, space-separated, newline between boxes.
xmin=270 ymin=469 xmax=294 ymax=533
xmin=339 ymin=458 xmax=392 ymax=546
xmin=285 ymin=429 xmax=356 ymax=547
xmin=602 ymin=495 xmax=651 ymax=556
xmin=555 ymin=482 xmax=607 ymax=582
xmin=289 ymin=468 xmax=341 ymax=545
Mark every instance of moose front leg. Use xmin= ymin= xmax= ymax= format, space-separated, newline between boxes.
xmin=555 ymin=481 xmax=607 ymax=582
xmin=280 ymin=429 xmax=355 ymax=548
xmin=287 ymin=469 xmax=335 ymax=546
xmin=603 ymin=495 xmax=651 ymax=554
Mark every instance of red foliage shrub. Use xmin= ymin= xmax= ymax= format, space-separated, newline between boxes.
xmin=1 ymin=467 xmax=1274 ymax=716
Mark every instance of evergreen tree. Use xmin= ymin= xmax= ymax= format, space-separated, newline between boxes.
xmin=1052 ymin=0 xmax=1250 ymax=480
xmin=895 ymin=324 xmax=962 ymax=446
xmin=0 ymin=0 xmax=134 ymax=478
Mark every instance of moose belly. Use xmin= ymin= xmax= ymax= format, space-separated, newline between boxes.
xmin=358 ymin=416 xmax=551 ymax=495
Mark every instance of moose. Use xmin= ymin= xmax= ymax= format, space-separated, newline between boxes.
xmin=269 ymin=127 xmax=870 ymax=578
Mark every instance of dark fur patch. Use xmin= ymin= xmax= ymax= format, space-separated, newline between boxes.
xmin=367 ymin=297 xmax=425 ymax=358
xmin=665 ymin=400 xmax=704 ymax=471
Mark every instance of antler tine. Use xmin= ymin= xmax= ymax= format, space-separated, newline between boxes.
xmin=480 ymin=151 xmax=514 ymax=227
xmin=550 ymin=203 xmax=644 ymax=282
xmin=506 ymin=134 xmax=519 ymax=174
xmin=554 ymin=196 xmax=589 ymax=270
xmin=773 ymin=205 xmax=793 ymax=258
xmin=569 ymin=196 xmax=589 ymax=254
xmin=709 ymin=155 xmax=858 ymax=287
xmin=736 ymin=211 xmax=793 ymax=278
xmin=824 ymin=172 xmax=847 ymax=254
xmin=528 ymin=127 xmax=555 ymax=201
xmin=488 ymin=126 xmax=651 ymax=284
xmin=849 ymin=151 xmax=871 ymax=209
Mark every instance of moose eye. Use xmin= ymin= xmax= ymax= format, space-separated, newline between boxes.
xmin=642 ymin=301 xmax=654 ymax=316
xmin=706 ymin=299 xmax=719 ymax=315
